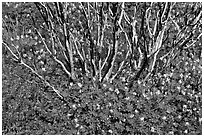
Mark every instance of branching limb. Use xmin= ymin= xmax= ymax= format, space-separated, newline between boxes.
xmin=102 ymin=2 xmax=124 ymax=82
xmin=2 ymin=42 xmax=21 ymax=62
xmin=146 ymin=6 xmax=153 ymax=38
xmin=80 ymin=2 xmax=97 ymax=77
xmin=142 ymin=3 xmax=174 ymax=83
xmin=34 ymin=28 xmax=72 ymax=78
xmin=20 ymin=61 xmax=64 ymax=99
xmin=3 ymin=41 xmax=65 ymax=100
xmin=184 ymin=33 xmax=201 ymax=49
xmin=110 ymin=49 xmax=130 ymax=82
xmin=62 ymin=7 xmax=75 ymax=79
xmin=101 ymin=44 xmax=111 ymax=71
xmin=109 ymin=20 xmax=133 ymax=79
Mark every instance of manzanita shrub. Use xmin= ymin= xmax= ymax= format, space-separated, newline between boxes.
xmin=2 ymin=2 xmax=202 ymax=135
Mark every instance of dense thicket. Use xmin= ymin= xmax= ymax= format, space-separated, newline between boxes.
xmin=2 ymin=2 xmax=202 ymax=135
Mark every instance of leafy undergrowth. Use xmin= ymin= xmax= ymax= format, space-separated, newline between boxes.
xmin=2 ymin=56 xmax=202 ymax=135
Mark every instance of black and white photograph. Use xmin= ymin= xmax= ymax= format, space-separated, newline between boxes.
xmin=1 ymin=1 xmax=202 ymax=135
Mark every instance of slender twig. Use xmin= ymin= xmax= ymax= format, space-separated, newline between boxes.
xmin=20 ymin=61 xmax=64 ymax=99
xmin=2 ymin=42 xmax=20 ymax=61
xmin=101 ymin=44 xmax=111 ymax=71
xmin=3 ymin=41 xmax=64 ymax=99
xmin=34 ymin=27 xmax=72 ymax=78
xmin=184 ymin=33 xmax=201 ymax=49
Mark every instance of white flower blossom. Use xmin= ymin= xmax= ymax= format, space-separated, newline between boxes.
xmin=42 ymin=68 xmax=46 ymax=71
xmin=77 ymin=83 xmax=82 ymax=87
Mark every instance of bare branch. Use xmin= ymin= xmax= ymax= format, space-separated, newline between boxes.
xmin=80 ymin=2 xmax=97 ymax=77
xmin=143 ymin=6 xmax=171 ymax=83
xmin=101 ymin=44 xmax=111 ymax=71
xmin=152 ymin=11 xmax=158 ymax=36
xmin=3 ymin=41 xmax=64 ymax=99
xmin=161 ymin=2 xmax=168 ymax=20
xmin=184 ymin=33 xmax=201 ymax=49
xmin=146 ymin=7 xmax=153 ymax=37
xmin=102 ymin=3 xmax=124 ymax=81
xmin=97 ymin=3 xmax=108 ymax=81
xmin=110 ymin=49 xmax=130 ymax=82
xmin=70 ymin=34 xmax=84 ymax=62
xmin=118 ymin=23 xmax=132 ymax=55
xmin=190 ymin=9 xmax=202 ymax=26
xmin=20 ymin=60 xmax=64 ymax=99
xmin=63 ymin=22 xmax=75 ymax=79
xmin=169 ymin=16 xmax=181 ymax=32
xmin=123 ymin=10 xmax=131 ymax=25
xmin=34 ymin=28 xmax=72 ymax=78
xmin=2 ymin=42 xmax=20 ymax=61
